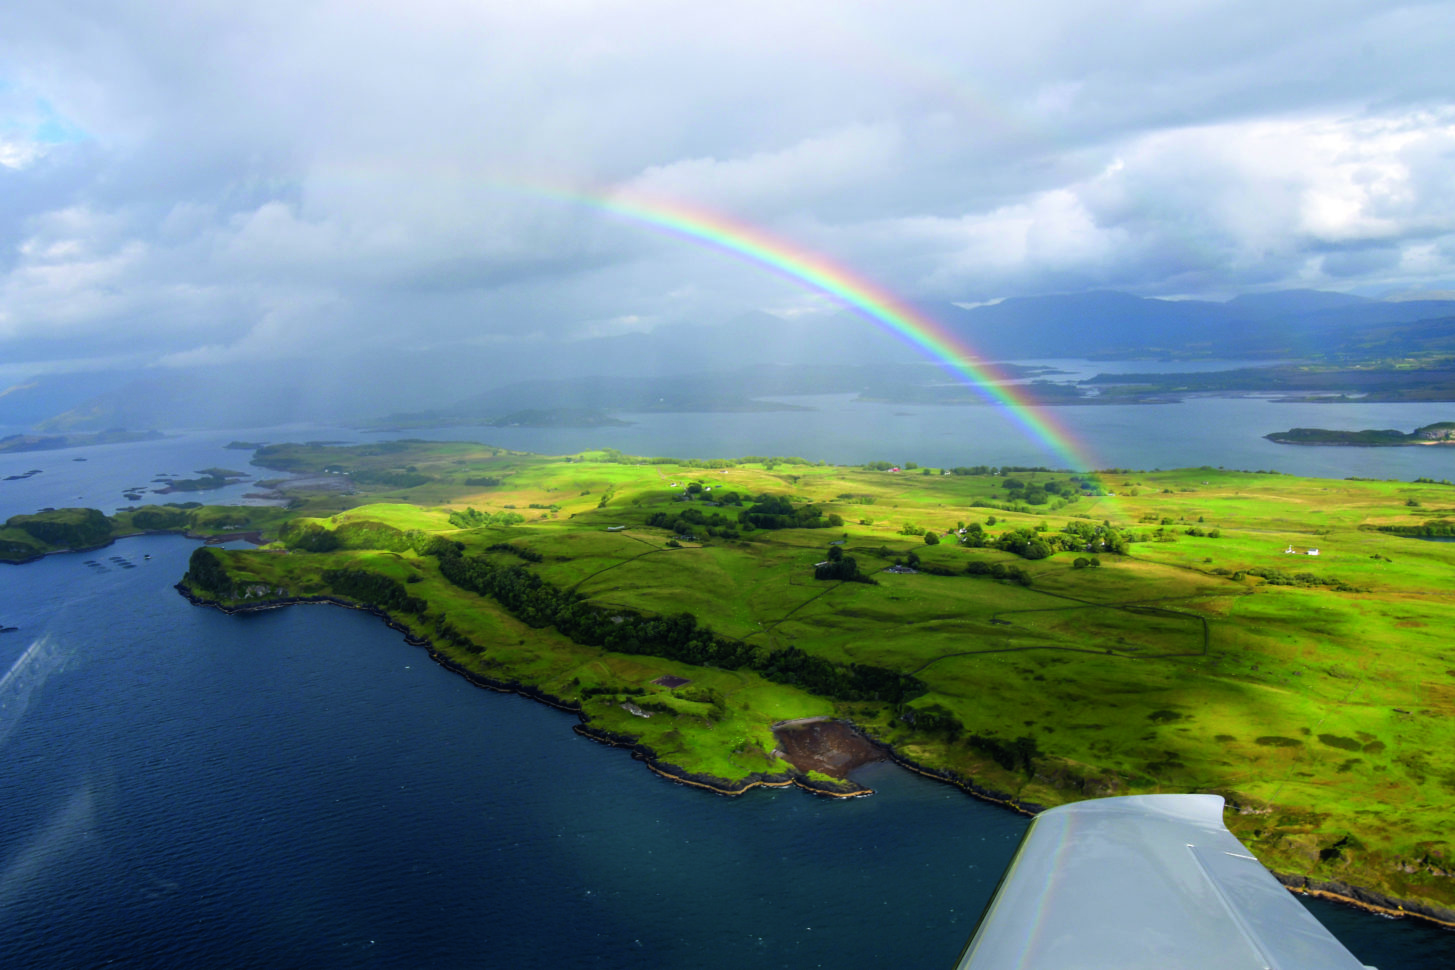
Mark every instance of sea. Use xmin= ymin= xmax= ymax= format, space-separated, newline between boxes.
xmin=3 ymin=391 xmax=1455 ymax=968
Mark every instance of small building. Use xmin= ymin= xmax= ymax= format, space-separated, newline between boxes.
xmin=606 ymin=525 xmax=626 ymax=532
xmin=1308 ymin=548 xmax=1320 ymax=556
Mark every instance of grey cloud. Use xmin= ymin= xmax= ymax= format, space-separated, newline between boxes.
xmin=0 ymin=1 xmax=1453 ymax=377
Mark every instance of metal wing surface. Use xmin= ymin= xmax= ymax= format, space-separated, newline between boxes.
xmin=955 ymin=794 xmax=1371 ymax=970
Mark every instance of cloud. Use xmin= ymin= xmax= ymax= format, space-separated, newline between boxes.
xmin=0 ymin=1 xmax=1452 ymax=375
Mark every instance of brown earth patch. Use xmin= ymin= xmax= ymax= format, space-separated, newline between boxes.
xmin=772 ymin=718 xmax=886 ymax=779
xmin=653 ymin=675 xmax=691 ymax=688
xmin=1423 ymin=683 xmax=1455 ymax=716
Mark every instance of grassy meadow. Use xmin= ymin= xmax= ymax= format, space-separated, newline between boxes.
xmin=178 ymin=440 xmax=1455 ymax=914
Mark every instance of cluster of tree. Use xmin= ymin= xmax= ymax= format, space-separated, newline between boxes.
xmin=897 ymin=704 xmax=1038 ymax=775
xmin=965 ymin=560 xmax=1034 ymax=586
xmin=448 ymin=507 xmax=526 ymax=529
xmin=279 ymin=521 xmax=341 ymax=552
xmin=900 ymin=702 xmax=963 ymax=735
xmin=1377 ymin=519 xmax=1455 ymax=536
xmin=321 ymin=568 xmax=428 ymax=615
xmin=960 ymin=521 xmax=1129 ymax=558
xmin=430 ymin=544 xmax=920 ymax=702
xmin=332 ymin=520 xmax=415 ymax=552
xmin=814 ymin=545 xmax=874 ymax=583
xmin=1000 ymin=477 xmax=1076 ymax=506
xmin=968 ymin=733 xmax=1041 ymax=777
xmin=350 ymin=468 xmax=433 ymax=488
xmin=130 ymin=506 xmax=190 ymax=530
xmin=737 ymin=494 xmax=842 ymax=531
xmin=184 ymin=546 xmax=233 ymax=595
xmin=645 ymin=507 xmax=740 ymax=539
xmin=757 ymin=646 xmax=924 ymax=704
xmin=464 ymin=476 xmax=504 ymax=487
xmin=988 ymin=528 xmax=1056 ymax=560
xmin=486 ymin=542 xmax=544 ymax=562
xmin=1242 ymin=567 xmax=1358 ymax=591
xmin=5 ymin=508 xmax=112 ymax=549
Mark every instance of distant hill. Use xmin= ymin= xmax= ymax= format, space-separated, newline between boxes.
xmin=946 ymin=290 xmax=1455 ymax=358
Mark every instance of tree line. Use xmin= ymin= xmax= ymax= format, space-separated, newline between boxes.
xmin=430 ymin=542 xmax=923 ymax=704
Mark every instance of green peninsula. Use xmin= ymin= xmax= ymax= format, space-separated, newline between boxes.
xmin=1266 ymin=422 xmax=1455 ymax=446
xmin=20 ymin=439 xmax=1455 ymax=921
xmin=0 ymin=428 xmax=166 ymax=453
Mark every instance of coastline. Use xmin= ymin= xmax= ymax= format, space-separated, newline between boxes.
xmin=0 ymin=527 xmax=264 ymax=566
xmin=174 ymin=585 xmax=874 ymax=799
xmin=174 ymin=582 xmax=1455 ymax=929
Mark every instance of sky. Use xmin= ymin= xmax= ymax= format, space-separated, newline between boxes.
xmin=1 ymin=0 xmax=1454 ymax=379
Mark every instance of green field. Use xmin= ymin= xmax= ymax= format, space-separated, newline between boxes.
xmin=160 ymin=441 xmax=1455 ymax=918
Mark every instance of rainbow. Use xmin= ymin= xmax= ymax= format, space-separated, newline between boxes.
xmin=547 ymin=186 xmax=1100 ymax=473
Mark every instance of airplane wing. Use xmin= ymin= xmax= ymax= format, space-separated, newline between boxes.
xmin=954 ymin=794 xmax=1372 ymax=970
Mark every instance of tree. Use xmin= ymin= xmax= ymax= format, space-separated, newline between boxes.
xmin=923 ymin=532 xmax=940 ymax=545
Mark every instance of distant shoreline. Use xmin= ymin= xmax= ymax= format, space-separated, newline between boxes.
xmin=1265 ymin=422 xmax=1455 ymax=447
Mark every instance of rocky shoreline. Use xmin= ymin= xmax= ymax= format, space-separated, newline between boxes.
xmin=175 ymin=584 xmax=1455 ymax=929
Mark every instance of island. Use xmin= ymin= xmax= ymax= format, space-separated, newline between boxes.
xmin=1266 ymin=422 xmax=1455 ymax=446
xmin=0 ymin=429 xmax=166 ymax=453
xmin=5 ymin=441 xmax=1455 ymax=924
xmin=152 ymin=468 xmax=252 ymax=493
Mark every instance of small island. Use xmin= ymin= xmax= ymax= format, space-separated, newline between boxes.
xmin=153 ymin=468 xmax=252 ymax=493
xmin=1265 ymin=421 xmax=1455 ymax=446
